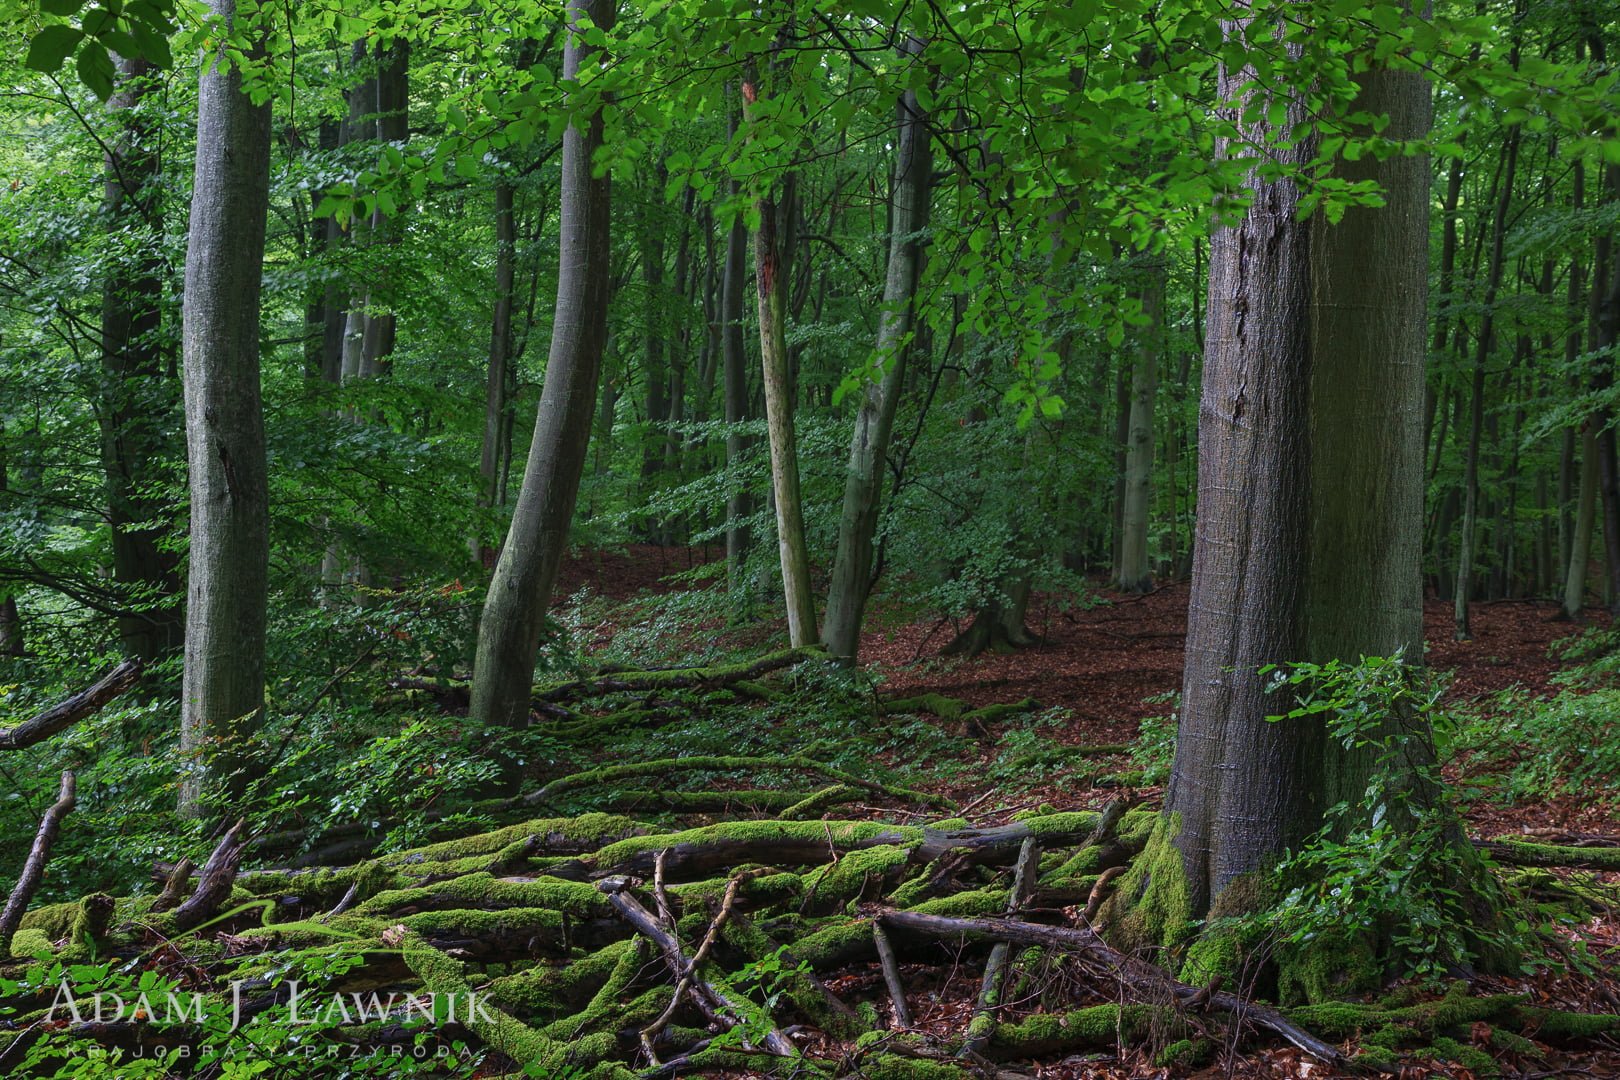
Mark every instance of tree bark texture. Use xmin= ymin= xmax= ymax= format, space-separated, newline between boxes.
xmin=179 ymin=0 xmax=274 ymax=815
xmin=1167 ymin=17 xmax=1429 ymax=916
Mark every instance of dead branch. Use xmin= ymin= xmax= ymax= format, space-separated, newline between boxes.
xmin=0 ymin=659 xmax=141 ymax=751
xmin=881 ymin=909 xmax=1349 ymax=1068
xmin=172 ymin=819 xmax=250 ymax=932
xmin=0 ymin=771 xmax=76 ymax=951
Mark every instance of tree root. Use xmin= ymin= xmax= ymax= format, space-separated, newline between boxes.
xmin=7 ymin=803 xmax=1617 ymax=1078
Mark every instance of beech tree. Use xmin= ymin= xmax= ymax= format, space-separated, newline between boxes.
xmin=177 ymin=0 xmax=273 ymax=814
xmin=471 ymin=0 xmax=616 ymax=731
xmin=1111 ymin=6 xmax=1436 ymax=933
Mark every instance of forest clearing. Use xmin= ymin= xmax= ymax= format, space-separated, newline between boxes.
xmin=4 ymin=0 xmax=1620 ymax=1077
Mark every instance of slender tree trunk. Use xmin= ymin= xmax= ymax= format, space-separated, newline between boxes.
xmin=178 ymin=0 xmax=274 ymax=816
xmin=1455 ymin=128 xmax=1519 ymax=640
xmin=1562 ymin=429 xmax=1598 ymax=619
xmin=1117 ymin=265 xmax=1164 ymax=593
xmin=753 ymin=173 xmax=817 ymax=646
xmin=823 ymin=47 xmax=931 ymax=662
xmin=479 ymin=178 xmax=517 ymax=515
xmin=99 ymin=56 xmax=182 ymax=662
xmin=1588 ymin=162 xmax=1620 ymax=614
xmin=470 ymin=0 xmax=616 ymax=732
xmin=0 ymin=440 xmax=22 ymax=657
xmin=721 ymin=116 xmax=754 ymax=589
xmin=1125 ymin=18 xmax=1431 ymax=924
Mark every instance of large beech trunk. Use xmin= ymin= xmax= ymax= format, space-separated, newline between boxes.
xmin=178 ymin=0 xmax=274 ymax=815
xmin=471 ymin=0 xmax=616 ymax=732
xmin=823 ymin=45 xmax=932 ymax=662
xmin=1156 ymin=13 xmax=1430 ymax=919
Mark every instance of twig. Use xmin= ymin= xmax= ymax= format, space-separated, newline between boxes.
xmin=961 ymin=836 xmax=1040 ymax=1058
xmin=1083 ymin=865 xmax=1128 ymax=924
xmin=0 ymin=771 xmax=75 ymax=951
xmin=640 ymin=875 xmax=743 ymax=1063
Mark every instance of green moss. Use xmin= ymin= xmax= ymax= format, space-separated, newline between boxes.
xmin=489 ymin=941 xmax=634 ymax=1018
xmin=1351 ymin=1045 xmax=1398 ymax=1070
xmin=857 ymin=1054 xmax=971 ymax=1079
xmin=1517 ymin=1006 xmax=1620 ymax=1040
xmin=1156 ymin=1037 xmax=1213 ymax=1067
xmin=794 ymin=918 xmax=875 ymax=967
xmin=1490 ymin=838 xmax=1620 ymax=871
xmin=906 ymin=887 xmax=1007 ymax=917
xmin=1428 ymin=1035 xmax=1497 ymax=1074
xmin=383 ymin=813 xmax=648 ymax=868
xmin=1275 ymin=933 xmax=1379 ymax=1005
xmin=1101 ymin=812 xmax=1193 ymax=954
xmin=355 ymin=873 xmax=609 ymax=919
xmin=17 ymin=901 xmax=77 ymax=941
xmin=990 ymin=1004 xmax=1163 ymax=1055
xmin=587 ymin=819 xmax=924 ymax=872
xmin=802 ymin=844 xmax=913 ymax=908
xmin=8 ymin=928 xmax=52 ymax=957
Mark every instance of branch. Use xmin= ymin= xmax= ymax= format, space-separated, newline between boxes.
xmin=0 ymin=771 xmax=76 ymax=951
xmin=0 ymin=659 xmax=143 ymax=750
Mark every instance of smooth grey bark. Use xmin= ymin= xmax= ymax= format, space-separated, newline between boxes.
xmin=98 ymin=55 xmax=182 ymax=662
xmin=470 ymin=0 xmax=616 ymax=732
xmin=823 ymin=55 xmax=932 ymax=662
xmin=721 ymin=176 xmax=753 ymax=589
xmin=1163 ymin=25 xmax=1430 ymax=917
xmin=178 ymin=0 xmax=273 ymax=816
xmin=1116 ymin=267 xmax=1163 ymax=593
xmin=1454 ymin=128 xmax=1518 ymax=639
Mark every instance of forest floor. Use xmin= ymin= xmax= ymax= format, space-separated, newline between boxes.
xmin=550 ymin=546 xmax=1620 ymax=1078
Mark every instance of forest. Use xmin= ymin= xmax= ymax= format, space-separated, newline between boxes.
xmin=0 ymin=0 xmax=1619 ymax=1076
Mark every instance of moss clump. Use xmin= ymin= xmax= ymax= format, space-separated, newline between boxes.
xmin=383 ymin=813 xmax=648 ymax=868
xmin=907 ymin=887 xmax=1008 ymax=917
xmin=8 ymin=928 xmax=52 ymax=957
xmin=802 ymin=844 xmax=913 ymax=909
xmin=489 ymin=940 xmax=634 ymax=1019
xmin=1100 ymin=812 xmax=1193 ymax=954
xmin=1275 ymin=932 xmax=1380 ymax=1005
xmin=17 ymin=901 xmax=77 ymax=941
xmin=1428 ymin=1035 xmax=1497 ymax=1074
xmin=1156 ymin=1037 xmax=1214 ymax=1067
xmin=1518 ymin=1006 xmax=1620 ymax=1041
xmin=587 ymin=819 xmax=923 ymax=873
xmin=990 ymin=1003 xmax=1163 ymax=1056
xmin=354 ymin=873 xmax=608 ymax=920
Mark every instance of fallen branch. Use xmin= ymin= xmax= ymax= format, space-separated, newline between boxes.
xmin=1480 ymin=838 xmax=1620 ymax=871
xmin=536 ymin=647 xmax=823 ymax=704
xmin=963 ymin=835 xmax=1040 ymax=1058
xmin=0 ymin=660 xmax=141 ymax=750
xmin=515 ymin=754 xmax=952 ymax=811
xmin=872 ymin=922 xmax=912 ymax=1029
xmin=881 ymin=909 xmax=1349 ymax=1068
xmin=0 ymin=771 xmax=75 ymax=951
xmin=640 ymin=874 xmax=743 ymax=1063
xmin=595 ymin=877 xmax=797 ymax=1057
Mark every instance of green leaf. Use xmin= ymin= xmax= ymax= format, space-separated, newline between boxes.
xmin=41 ymin=0 xmax=88 ymax=14
xmin=77 ymin=40 xmax=117 ymax=100
xmin=24 ymin=25 xmax=84 ymax=73
xmin=129 ymin=20 xmax=171 ymax=68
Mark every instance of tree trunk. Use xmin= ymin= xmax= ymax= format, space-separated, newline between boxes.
xmin=1116 ymin=266 xmax=1163 ymax=593
xmin=754 ymin=175 xmax=817 ymax=646
xmin=470 ymin=0 xmax=616 ymax=732
xmin=1132 ymin=17 xmax=1430 ymax=924
xmin=1454 ymin=128 xmax=1519 ymax=640
xmin=178 ymin=0 xmax=274 ymax=816
xmin=823 ymin=46 xmax=931 ymax=662
xmin=98 ymin=56 xmax=182 ymax=663
xmin=478 ymin=176 xmax=517 ymax=535
xmin=722 ymin=113 xmax=753 ymax=590
xmin=1562 ymin=429 xmax=1597 ymax=619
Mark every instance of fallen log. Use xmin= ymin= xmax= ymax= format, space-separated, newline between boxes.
xmin=0 ymin=659 xmax=142 ymax=750
xmin=1479 ymin=837 xmax=1620 ymax=871
xmin=880 ymin=909 xmax=1350 ymax=1068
